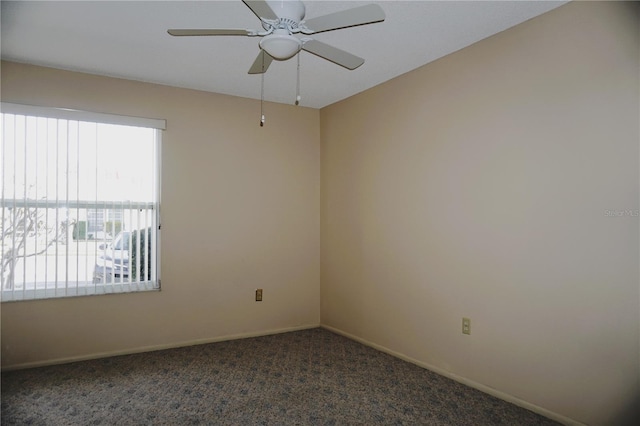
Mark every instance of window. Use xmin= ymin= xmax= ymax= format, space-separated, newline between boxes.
xmin=1 ymin=103 xmax=164 ymax=301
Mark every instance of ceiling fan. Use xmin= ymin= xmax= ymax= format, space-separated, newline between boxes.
xmin=168 ymin=0 xmax=386 ymax=74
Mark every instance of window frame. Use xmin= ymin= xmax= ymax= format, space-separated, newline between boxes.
xmin=0 ymin=102 xmax=165 ymax=302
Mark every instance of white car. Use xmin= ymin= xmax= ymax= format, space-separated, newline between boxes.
xmin=92 ymin=231 xmax=130 ymax=284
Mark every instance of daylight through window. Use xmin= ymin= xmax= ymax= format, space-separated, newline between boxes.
xmin=1 ymin=103 xmax=164 ymax=301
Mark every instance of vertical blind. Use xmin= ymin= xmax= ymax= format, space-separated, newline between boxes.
xmin=0 ymin=103 xmax=164 ymax=301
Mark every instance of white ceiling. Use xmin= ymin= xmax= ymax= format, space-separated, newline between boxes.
xmin=1 ymin=0 xmax=568 ymax=109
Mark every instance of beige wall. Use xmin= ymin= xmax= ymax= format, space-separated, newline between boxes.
xmin=320 ymin=2 xmax=639 ymax=425
xmin=1 ymin=61 xmax=321 ymax=367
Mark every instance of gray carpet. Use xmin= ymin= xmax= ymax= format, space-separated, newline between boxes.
xmin=1 ymin=327 xmax=559 ymax=425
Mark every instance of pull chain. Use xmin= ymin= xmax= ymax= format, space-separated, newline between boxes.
xmin=295 ymin=52 xmax=301 ymax=106
xmin=260 ymin=53 xmax=265 ymax=127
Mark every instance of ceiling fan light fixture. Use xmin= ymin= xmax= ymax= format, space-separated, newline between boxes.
xmin=169 ymin=0 xmax=387 ymax=73
xmin=259 ymin=30 xmax=302 ymax=60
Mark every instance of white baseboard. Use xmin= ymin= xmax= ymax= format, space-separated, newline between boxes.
xmin=321 ymin=324 xmax=583 ymax=426
xmin=2 ymin=323 xmax=320 ymax=372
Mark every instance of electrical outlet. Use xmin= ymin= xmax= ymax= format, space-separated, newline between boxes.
xmin=462 ymin=317 xmax=471 ymax=335
xmin=255 ymin=289 xmax=263 ymax=302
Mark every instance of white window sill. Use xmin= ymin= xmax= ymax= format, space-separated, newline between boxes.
xmin=1 ymin=281 xmax=160 ymax=302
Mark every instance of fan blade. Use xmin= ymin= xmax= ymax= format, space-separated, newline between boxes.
xmin=168 ymin=29 xmax=252 ymax=36
xmin=248 ymin=50 xmax=274 ymax=74
xmin=302 ymin=39 xmax=364 ymax=70
xmin=242 ymin=0 xmax=278 ymax=20
xmin=302 ymin=4 xmax=385 ymax=34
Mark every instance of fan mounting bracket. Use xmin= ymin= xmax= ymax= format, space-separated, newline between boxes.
xmin=261 ymin=17 xmax=302 ymax=35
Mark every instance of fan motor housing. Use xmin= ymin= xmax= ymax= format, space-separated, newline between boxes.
xmin=266 ymin=0 xmax=306 ymax=23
